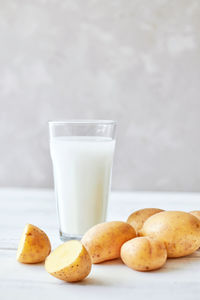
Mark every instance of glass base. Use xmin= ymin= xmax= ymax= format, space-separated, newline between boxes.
xmin=59 ymin=231 xmax=83 ymax=242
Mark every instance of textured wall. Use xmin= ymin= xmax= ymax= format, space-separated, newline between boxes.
xmin=0 ymin=0 xmax=200 ymax=191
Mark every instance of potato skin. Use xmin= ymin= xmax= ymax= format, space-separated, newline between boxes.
xmin=81 ymin=221 xmax=136 ymax=263
xmin=121 ymin=237 xmax=167 ymax=271
xmin=127 ymin=208 xmax=164 ymax=235
xmin=45 ymin=244 xmax=91 ymax=282
xmin=140 ymin=211 xmax=200 ymax=258
xmin=190 ymin=211 xmax=200 ymax=221
xmin=17 ymin=224 xmax=51 ymax=264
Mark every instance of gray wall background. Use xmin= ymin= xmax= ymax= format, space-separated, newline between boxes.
xmin=0 ymin=0 xmax=200 ymax=191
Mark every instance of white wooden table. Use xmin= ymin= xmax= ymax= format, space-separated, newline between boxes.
xmin=1 ymin=188 xmax=200 ymax=300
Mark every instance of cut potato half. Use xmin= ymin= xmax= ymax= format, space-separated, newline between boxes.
xmin=17 ymin=224 xmax=51 ymax=263
xmin=45 ymin=240 xmax=92 ymax=282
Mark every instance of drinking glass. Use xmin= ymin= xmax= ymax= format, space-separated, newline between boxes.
xmin=49 ymin=120 xmax=116 ymax=241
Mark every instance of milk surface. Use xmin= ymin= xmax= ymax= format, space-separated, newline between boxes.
xmin=50 ymin=136 xmax=115 ymax=236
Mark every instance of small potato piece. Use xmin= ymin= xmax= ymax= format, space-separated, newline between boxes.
xmin=127 ymin=208 xmax=164 ymax=235
xmin=82 ymin=221 xmax=136 ymax=263
xmin=190 ymin=211 xmax=200 ymax=221
xmin=17 ymin=224 xmax=51 ymax=263
xmin=121 ymin=237 xmax=167 ymax=271
xmin=45 ymin=240 xmax=92 ymax=282
xmin=140 ymin=211 xmax=200 ymax=258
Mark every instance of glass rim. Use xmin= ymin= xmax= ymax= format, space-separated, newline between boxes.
xmin=48 ymin=119 xmax=117 ymax=125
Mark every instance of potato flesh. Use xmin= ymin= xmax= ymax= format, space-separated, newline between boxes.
xmin=45 ymin=240 xmax=83 ymax=273
xmin=45 ymin=240 xmax=92 ymax=282
xmin=17 ymin=225 xmax=28 ymax=261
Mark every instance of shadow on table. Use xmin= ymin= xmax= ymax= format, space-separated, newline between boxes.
xmin=68 ymin=259 xmax=123 ymax=286
xmin=76 ymin=277 xmax=110 ymax=286
xmin=154 ymin=251 xmax=200 ymax=274
xmin=97 ymin=258 xmax=124 ymax=266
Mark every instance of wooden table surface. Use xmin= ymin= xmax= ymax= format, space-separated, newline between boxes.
xmin=1 ymin=188 xmax=200 ymax=300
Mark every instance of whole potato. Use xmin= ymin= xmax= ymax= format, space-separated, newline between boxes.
xmin=81 ymin=221 xmax=136 ymax=263
xmin=140 ymin=211 xmax=200 ymax=258
xmin=121 ymin=237 xmax=167 ymax=271
xmin=190 ymin=211 xmax=200 ymax=221
xmin=127 ymin=208 xmax=164 ymax=235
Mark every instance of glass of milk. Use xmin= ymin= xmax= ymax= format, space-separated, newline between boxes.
xmin=49 ymin=120 xmax=116 ymax=241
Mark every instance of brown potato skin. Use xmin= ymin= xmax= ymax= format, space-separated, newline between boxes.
xmin=121 ymin=237 xmax=167 ymax=271
xmin=17 ymin=224 xmax=51 ymax=263
xmin=127 ymin=208 xmax=164 ymax=235
xmin=190 ymin=211 xmax=200 ymax=221
xmin=140 ymin=211 xmax=200 ymax=258
xmin=45 ymin=244 xmax=92 ymax=282
xmin=81 ymin=221 xmax=136 ymax=263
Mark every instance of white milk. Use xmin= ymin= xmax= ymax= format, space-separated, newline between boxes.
xmin=50 ymin=136 xmax=115 ymax=236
